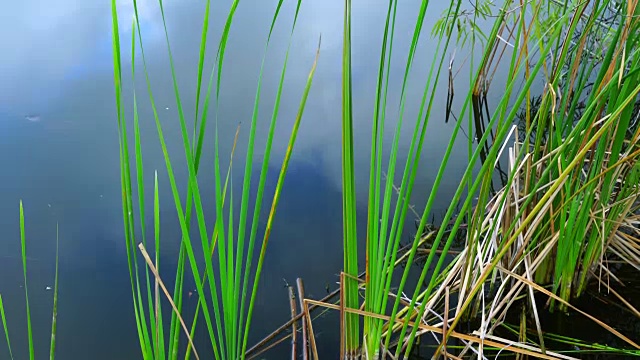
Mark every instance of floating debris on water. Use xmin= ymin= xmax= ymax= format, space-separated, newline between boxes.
xmin=24 ymin=114 xmax=41 ymax=122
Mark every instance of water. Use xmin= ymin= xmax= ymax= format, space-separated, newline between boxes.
xmin=0 ymin=0 xmax=485 ymax=358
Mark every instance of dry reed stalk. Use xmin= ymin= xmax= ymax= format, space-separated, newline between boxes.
xmin=138 ymin=243 xmax=200 ymax=360
xmin=304 ymin=298 xmax=573 ymax=359
xmin=288 ymin=286 xmax=298 ymax=360
xmin=498 ymin=266 xmax=640 ymax=349
xmin=247 ymin=333 xmax=292 ymax=360
xmin=296 ymin=278 xmax=309 ymax=360
xmin=244 ymin=286 xmax=341 ymax=357
xmin=246 ymin=272 xmax=367 ymax=358
xmin=591 ymin=271 xmax=640 ymax=318
xmin=383 ymin=254 xmax=465 ymax=341
xmin=512 ymin=146 xmax=546 ymax=354
xmin=442 ymin=286 xmax=450 ymax=359
xmin=302 ymin=298 xmax=320 ymax=360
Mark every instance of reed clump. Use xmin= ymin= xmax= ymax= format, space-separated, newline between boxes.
xmin=109 ymin=0 xmax=640 ymax=359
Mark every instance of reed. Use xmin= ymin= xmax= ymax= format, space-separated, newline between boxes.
xmin=337 ymin=0 xmax=640 ymax=358
xmin=111 ymin=0 xmax=320 ymax=359
xmin=0 ymin=202 xmax=60 ymax=360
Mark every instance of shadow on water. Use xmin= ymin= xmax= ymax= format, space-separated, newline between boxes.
xmin=468 ymin=264 xmax=640 ymax=360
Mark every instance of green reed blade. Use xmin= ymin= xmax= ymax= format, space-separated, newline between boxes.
xmin=168 ymin=245 xmax=184 ymax=360
xmin=153 ymin=171 xmax=165 ymax=360
xmin=148 ymin=2 xmax=255 ymax=358
xmin=169 ymin=0 xmax=212 ymax=354
xmin=226 ymin=175 xmax=235 ymax=359
xmin=192 ymin=0 xmax=211 ymax=148
xmin=374 ymin=2 xmax=462 ymax=354
xmin=236 ymin=2 xmax=303 ymax=357
xmin=119 ymin=148 xmax=149 ymax=357
xmin=130 ymin=21 xmax=160 ymax=358
xmin=19 ymin=202 xmax=34 ymax=360
xmin=49 ymin=223 xmax=59 ymax=360
xmin=243 ymin=36 xmax=321 ymax=357
xmin=186 ymin=125 xmax=240 ymax=360
xmin=232 ymin=3 xmax=284 ymax=355
xmin=0 ymin=297 xmax=12 ymax=360
xmin=112 ymin=7 xmax=154 ymax=357
xmin=128 ymin=8 xmax=223 ymax=358
xmin=341 ymin=0 xmax=360 ymax=354
xmin=364 ymin=0 xmax=396 ymax=350
xmin=209 ymin=6 xmax=242 ymax=355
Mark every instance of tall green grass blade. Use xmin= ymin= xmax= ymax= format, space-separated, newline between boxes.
xmin=153 ymin=171 xmax=165 ymax=360
xmin=364 ymin=0 xmax=463 ymax=355
xmin=119 ymin=143 xmax=149 ymax=358
xmin=237 ymin=2 xmax=303 ymax=357
xmin=226 ymin=174 xmax=235 ymax=359
xmin=144 ymin=73 xmax=222 ymax=360
xmin=341 ymin=0 xmax=359 ymax=355
xmin=0 ymin=294 xmax=13 ymax=359
xmin=186 ymin=125 xmax=240 ymax=360
xmin=208 ymin=6 xmax=242 ymax=356
xmin=128 ymin=1 xmax=250 ymax=352
xmin=165 ymin=0 xmax=215 ymax=347
xmin=129 ymin=19 xmax=223 ymax=360
xmin=112 ymin=4 xmax=160 ymax=358
xmin=167 ymin=0 xmax=214 ymax=349
xmin=340 ymin=0 xmax=464 ymax=355
xmin=151 ymin=1 xmax=241 ymax=358
xmin=153 ymin=171 xmax=166 ymax=359
xmin=179 ymin=5 xmax=238 ymax=347
xmin=232 ymin=1 xmax=284 ymax=352
xmin=19 ymin=201 xmax=34 ymax=360
xmin=192 ymin=0 xmax=211 ymax=150
xmin=167 ymin=252 xmax=183 ymax=360
xmin=364 ymin=0 xmax=396 ymax=353
xmin=210 ymin=15 xmax=241 ymax=331
xmin=130 ymin=17 xmax=161 ymax=359
xmin=378 ymin=0 xmax=462 ymax=353
xmin=243 ymin=36 xmax=322 ymax=357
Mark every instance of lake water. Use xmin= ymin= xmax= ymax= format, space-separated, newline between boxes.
xmin=0 ymin=0 xmax=486 ymax=358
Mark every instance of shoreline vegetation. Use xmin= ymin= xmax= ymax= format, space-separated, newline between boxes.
xmin=2 ymin=0 xmax=640 ymax=359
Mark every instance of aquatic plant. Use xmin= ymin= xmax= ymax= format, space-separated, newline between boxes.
xmin=0 ymin=202 xmax=59 ymax=360
xmin=337 ymin=0 xmax=640 ymax=358
xmin=112 ymin=0 xmax=640 ymax=358
xmin=111 ymin=0 xmax=320 ymax=359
